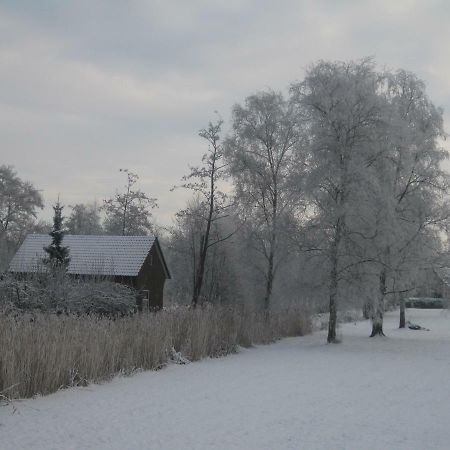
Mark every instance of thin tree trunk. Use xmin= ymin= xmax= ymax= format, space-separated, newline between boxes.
xmin=399 ymin=295 xmax=406 ymax=329
xmin=370 ymin=267 xmax=386 ymax=337
xmin=192 ymin=235 xmax=207 ymax=307
xmin=191 ymin=157 xmax=216 ymax=307
xmin=328 ymin=271 xmax=338 ymax=343
xmin=263 ymin=246 xmax=274 ymax=311
xmin=327 ymin=220 xmax=341 ymax=344
xmin=328 ymin=145 xmax=348 ymax=344
xmin=263 ymin=187 xmax=278 ymax=311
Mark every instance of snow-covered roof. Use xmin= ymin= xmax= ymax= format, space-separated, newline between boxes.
xmin=9 ymin=234 xmax=157 ymax=277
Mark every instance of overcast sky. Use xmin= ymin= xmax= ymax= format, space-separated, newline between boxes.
xmin=2 ymin=0 xmax=450 ymax=226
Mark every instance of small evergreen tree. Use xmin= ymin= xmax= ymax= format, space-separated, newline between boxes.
xmin=44 ymin=200 xmax=70 ymax=268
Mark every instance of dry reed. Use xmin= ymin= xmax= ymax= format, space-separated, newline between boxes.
xmin=0 ymin=305 xmax=310 ymax=400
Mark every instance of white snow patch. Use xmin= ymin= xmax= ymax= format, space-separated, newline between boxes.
xmin=1 ymin=309 xmax=450 ymax=450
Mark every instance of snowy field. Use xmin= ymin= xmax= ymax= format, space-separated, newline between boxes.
xmin=1 ymin=309 xmax=450 ymax=450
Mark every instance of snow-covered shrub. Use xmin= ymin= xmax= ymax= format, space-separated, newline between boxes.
xmin=64 ymin=281 xmax=137 ymax=315
xmin=0 ymin=272 xmax=136 ymax=316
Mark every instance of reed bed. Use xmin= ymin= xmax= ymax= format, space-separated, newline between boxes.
xmin=0 ymin=305 xmax=310 ymax=400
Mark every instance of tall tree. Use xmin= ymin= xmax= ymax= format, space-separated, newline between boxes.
xmin=291 ymin=59 xmax=384 ymax=342
xmin=363 ymin=69 xmax=449 ymax=335
xmin=175 ymin=120 xmax=233 ymax=306
xmin=44 ymin=200 xmax=70 ymax=268
xmin=225 ymin=90 xmax=305 ymax=310
xmin=103 ymin=169 xmax=157 ymax=236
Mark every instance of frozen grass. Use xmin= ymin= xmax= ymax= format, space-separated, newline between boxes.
xmin=0 ymin=305 xmax=310 ymax=400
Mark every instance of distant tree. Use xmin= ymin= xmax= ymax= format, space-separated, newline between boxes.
xmin=0 ymin=165 xmax=43 ymax=239
xmin=103 ymin=169 xmax=157 ymax=236
xmin=0 ymin=165 xmax=44 ymax=270
xmin=44 ymin=200 xmax=70 ymax=268
xmin=66 ymin=203 xmax=103 ymax=235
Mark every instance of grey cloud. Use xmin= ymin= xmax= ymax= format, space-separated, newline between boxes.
xmin=1 ymin=0 xmax=450 ymax=225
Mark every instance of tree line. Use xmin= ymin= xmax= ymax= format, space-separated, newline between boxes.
xmin=168 ymin=58 xmax=450 ymax=342
xmin=1 ymin=58 xmax=449 ymax=342
xmin=0 ymin=165 xmax=157 ymax=269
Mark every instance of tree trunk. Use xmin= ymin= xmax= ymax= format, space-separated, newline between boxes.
xmin=191 ymin=159 xmax=216 ymax=307
xmin=263 ymin=248 xmax=274 ymax=311
xmin=327 ymin=214 xmax=343 ymax=343
xmin=263 ymin=185 xmax=278 ymax=312
xmin=328 ymin=276 xmax=338 ymax=343
xmin=327 ymin=237 xmax=338 ymax=343
xmin=370 ymin=268 xmax=386 ymax=337
xmin=362 ymin=300 xmax=371 ymax=319
xmin=192 ymin=235 xmax=207 ymax=307
xmin=399 ymin=295 xmax=406 ymax=329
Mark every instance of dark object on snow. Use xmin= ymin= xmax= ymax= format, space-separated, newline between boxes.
xmin=407 ymin=321 xmax=430 ymax=331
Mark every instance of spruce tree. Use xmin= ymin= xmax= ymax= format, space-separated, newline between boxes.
xmin=44 ymin=200 xmax=70 ymax=268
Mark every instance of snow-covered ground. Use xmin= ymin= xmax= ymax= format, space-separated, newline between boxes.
xmin=2 ymin=309 xmax=450 ymax=450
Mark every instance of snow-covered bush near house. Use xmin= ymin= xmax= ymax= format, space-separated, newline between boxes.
xmin=0 ymin=272 xmax=137 ymax=315
xmin=0 ymin=304 xmax=310 ymax=399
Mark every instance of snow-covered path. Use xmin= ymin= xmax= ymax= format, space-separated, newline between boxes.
xmin=2 ymin=309 xmax=450 ymax=450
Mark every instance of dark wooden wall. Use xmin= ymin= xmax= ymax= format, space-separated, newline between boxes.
xmin=136 ymin=244 xmax=168 ymax=309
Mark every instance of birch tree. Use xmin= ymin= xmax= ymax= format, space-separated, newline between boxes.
xmin=225 ymin=90 xmax=305 ymax=310
xmin=291 ymin=59 xmax=384 ymax=342
xmin=364 ymin=69 xmax=449 ymax=335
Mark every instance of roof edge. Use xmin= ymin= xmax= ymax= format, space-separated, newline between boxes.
xmin=153 ymin=237 xmax=171 ymax=279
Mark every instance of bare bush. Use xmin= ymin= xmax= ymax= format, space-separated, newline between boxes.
xmin=0 ymin=305 xmax=311 ymax=400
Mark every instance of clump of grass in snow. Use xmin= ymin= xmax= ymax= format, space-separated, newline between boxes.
xmin=0 ymin=305 xmax=311 ymax=400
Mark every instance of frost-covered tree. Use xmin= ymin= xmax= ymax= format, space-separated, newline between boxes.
xmin=0 ymin=165 xmax=44 ymax=270
xmin=0 ymin=165 xmax=43 ymax=238
xmin=361 ymin=69 xmax=449 ymax=335
xmin=225 ymin=90 xmax=305 ymax=310
xmin=103 ymin=169 xmax=157 ymax=236
xmin=290 ymin=59 xmax=384 ymax=342
xmin=44 ymin=200 xmax=70 ymax=268
xmin=66 ymin=203 xmax=103 ymax=235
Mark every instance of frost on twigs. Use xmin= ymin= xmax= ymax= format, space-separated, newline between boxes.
xmin=0 ymin=384 xmax=19 ymax=413
xmin=169 ymin=347 xmax=190 ymax=365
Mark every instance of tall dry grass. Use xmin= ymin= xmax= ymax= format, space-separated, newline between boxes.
xmin=0 ymin=305 xmax=310 ymax=400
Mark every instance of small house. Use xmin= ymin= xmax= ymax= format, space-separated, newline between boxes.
xmin=9 ymin=234 xmax=171 ymax=309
